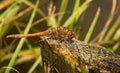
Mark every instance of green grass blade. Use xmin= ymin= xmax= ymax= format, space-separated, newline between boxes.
xmin=57 ymin=0 xmax=68 ymax=25
xmin=48 ymin=15 xmax=57 ymax=27
xmin=27 ymin=56 xmax=42 ymax=73
xmin=5 ymin=38 xmax=26 ymax=73
xmin=98 ymin=0 xmax=116 ymax=41
xmin=23 ymin=0 xmax=45 ymax=17
xmin=63 ymin=0 xmax=91 ymax=27
xmin=111 ymin=28 xmax=120 ymax=51
xmin=69 ymin=0 xmax=80 ymax=29
xmin=4 ymin=0 xmax=39 ymax=73
xmin=104 ymin=16 xmax=120 ymax=40
xmin=0 ymin=0 xmax=22 ymax=19
xmin=16 ymin=24 xmax=38 ymax=58
xmin=0 ymin=0 xmax=23 ymax=58
xmin=113 ymin=29 xmax=120 ymax=40
xmin=108 ymin=29 xmax=120 ymax=52
xmin=84 ymin=7 xmax=101 ymax=43
xmin=73 ymin=0 xmax=80 ymax=12
xmin=0 ymin=0 xmax=22 ymax=36
xmin=32 ymin=17 xmax=48 ymax=27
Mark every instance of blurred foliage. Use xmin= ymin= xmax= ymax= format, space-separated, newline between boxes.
xmin=0 ymin=0 xmax=120 ymax=73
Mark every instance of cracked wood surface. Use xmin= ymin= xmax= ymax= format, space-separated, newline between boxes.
xmin=39 ymin=27 xmax=120 ymax=73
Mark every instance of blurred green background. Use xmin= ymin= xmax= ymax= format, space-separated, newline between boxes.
xmin=0 ymin=0 xmax=120 ymax=73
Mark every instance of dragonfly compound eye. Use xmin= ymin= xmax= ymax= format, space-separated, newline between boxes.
xmin=67 ymin=30 xmax=74 ymax=39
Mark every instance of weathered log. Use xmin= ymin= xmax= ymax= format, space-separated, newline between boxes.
xmin=39 ymin=27 xmax=120 ymax=73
